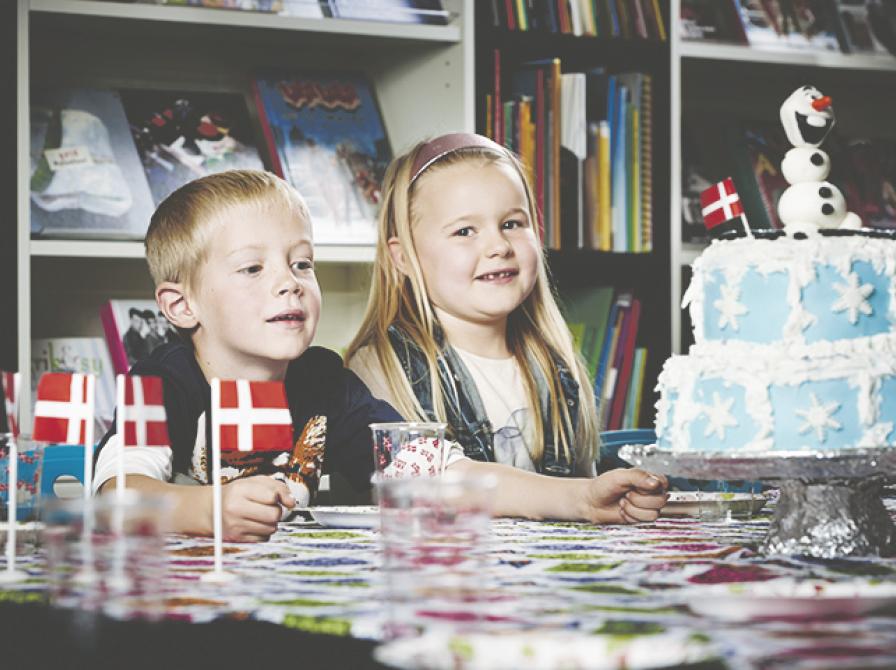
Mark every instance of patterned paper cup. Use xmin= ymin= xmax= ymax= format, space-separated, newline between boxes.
xmin=369 ymin=422 xmax=448 ymax=480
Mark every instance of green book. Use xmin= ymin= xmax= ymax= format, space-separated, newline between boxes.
xmin=561 ymin=286 xmax=614 ymax=378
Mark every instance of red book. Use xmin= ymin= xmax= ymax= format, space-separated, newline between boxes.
xmin=608 ymin=298 xmax=641 ymax=430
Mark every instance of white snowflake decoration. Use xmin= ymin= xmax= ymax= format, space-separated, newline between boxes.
xmin=700 ymin=392 xmax=738 ymax=441
xmin=713 ymin=282 xmax=748 ymax=331
xmin=831 ymin=272 xmax=874 ymax=324
xmin=795 ymin=393 xmax=842 ymax=442
xmin=859 ymin=422 xmax=893 ymax=447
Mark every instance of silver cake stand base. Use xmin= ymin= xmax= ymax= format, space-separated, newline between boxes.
xmin=618 ymin=445 xmax=896 ymax=559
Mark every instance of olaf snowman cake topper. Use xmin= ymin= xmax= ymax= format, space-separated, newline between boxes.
xmin=777 ymin=85 xmax=862 ymax=233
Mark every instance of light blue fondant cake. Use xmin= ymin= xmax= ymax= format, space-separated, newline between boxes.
xmin=656 ymin=235 xmax=896 ymax=453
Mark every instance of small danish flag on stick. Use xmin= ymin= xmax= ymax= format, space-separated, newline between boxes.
xmin=1 ymin=371 xmax=20 ymax=438
xmin=114 ymin=375 xmax=171 ymax=498
xmin=203 ymin=378 xmax=294 ymax=583
xmin=32 ymin=372 xmax=96 ymax=498
xmin=700 ymin=177 xmax=751 ymax=237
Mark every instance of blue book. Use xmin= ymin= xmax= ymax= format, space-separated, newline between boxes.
xmin=252 ymin=71 xmax=392 ymax=245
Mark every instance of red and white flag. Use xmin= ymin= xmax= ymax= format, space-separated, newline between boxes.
xmin=32 ymin=372 xmax=95 ymax=445
xmin=119 ymin=375 xmax=170 ymax=447
xmin=212 ymin=379 xmax=293 ymax=452
xmin=700 ymin=178 xmax=745 ymax=230
xmin=1 ymin=370 xmax=20 ymax=437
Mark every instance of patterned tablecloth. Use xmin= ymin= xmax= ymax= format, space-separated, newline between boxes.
xmin=4 ymin=496 xmax=896 ymax=670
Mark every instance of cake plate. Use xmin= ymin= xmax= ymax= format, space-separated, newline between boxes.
xmin=618 ymin=445 xmax=896 ymax=559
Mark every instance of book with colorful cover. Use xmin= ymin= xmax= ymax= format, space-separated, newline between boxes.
xmin=831 ymin=0 xmax=893 ymax=55
xmin=30 ymin=337 xmax=116 ymax=437
xmin=734 ymin=0 xmax=840 ymax=51
xmin=30 ymin=88 xmax=156 ymax=240
xmin=100 ymin=299 xmax=180 ymax=376
xmin=252 ymin=71 xmax=391 ymax=245
xmin=562 ymin=286 xmax=615 ymax=378
xmin=742 ymin=121 xmax=790 ymax=230
xmin=324 ymin=0 xmax=449 ymax=24
xmin=120 ymin=89 xmax=265 ymax=205
xmin=832 ymin=137 xmax=896 ymax=229
xmin=608 ymin=296 xmax=641 ymax=431
xmin=679 ymin=0 xmax=745 ymax=42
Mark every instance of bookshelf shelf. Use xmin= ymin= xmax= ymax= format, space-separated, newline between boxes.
xmin=29 ymin=240 xmax=376 ymax=263
xmin=30 ymin=0 xmax=462 ymax=42
xmin=679 ymin=41 xmax=896 ymax=72
xmin=12 ymin=0 xmax=473 ymax=430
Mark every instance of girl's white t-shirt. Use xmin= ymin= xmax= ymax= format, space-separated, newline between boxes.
xmin=454 ymin=347 xmax=537 ymax=472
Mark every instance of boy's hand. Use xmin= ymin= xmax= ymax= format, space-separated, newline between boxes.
xmin=581 ymin=468 xmax=668 ymax=525
xmin=221 ymin=475 xmax=295 ymax=542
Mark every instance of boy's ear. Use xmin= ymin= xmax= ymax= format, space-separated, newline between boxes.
xmin=156 ymin=282 xmax=198 ymax=330
xmin=387 ymin=236 xmax=409 ymax=276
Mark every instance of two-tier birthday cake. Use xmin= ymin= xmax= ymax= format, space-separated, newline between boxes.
xmin=655 ymin=87 xmax=896 ymax=454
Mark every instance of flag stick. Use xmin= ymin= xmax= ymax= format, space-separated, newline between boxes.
xmin=201 ymin=378 xmax=234 ymax=584
xmin=1 ymin=436 xmax=27 ymax=583
xmin=116 ymin=375 xmax=127 ymax=499
xmin=83 ymin=375 xmax=96 ymax=500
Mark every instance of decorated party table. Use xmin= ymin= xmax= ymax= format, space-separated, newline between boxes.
xmin=4 ymin=496 xmax=896 ymax=669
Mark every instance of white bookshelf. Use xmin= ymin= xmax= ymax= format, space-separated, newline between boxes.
xmin=16 ymin=0 xmax=475 ymax=430
xmin=669 ymin=0 xmax=896 ymax=353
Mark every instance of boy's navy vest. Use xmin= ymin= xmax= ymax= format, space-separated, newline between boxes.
xmin=387 ymin=325 xmax=578 ymax=477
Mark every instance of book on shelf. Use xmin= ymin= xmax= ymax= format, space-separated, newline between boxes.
xmin=487 ymin=57 xmax=653 ymax=253
xmin=733 ymin=0 xmax=841 ymax=52
xmin=252 ymin=71 xmax=392 ymax=245
xmin=30 ymin=88 xmax=156 ymax=240
xmin=562 ymin=285 xmax=615 ymax=379
xmin=100 ymin=300 xmax=180 ymax=376
xmin=830 ymin=135 xmax=896 ymax=229
xmin=323 ymin=0 xmax=449 ymax=24
xmin=30 ymin=337 xmax=116 ymax=437
xmin=680 ymin=0 xmax=746 ymax=43
xmin=147 ymin=0 xmax=288 ymax=10
xmin=831 ymin=0 xmax=894 ymax=56
xmin=120 ymin=89 xmax=265 ymax=206
xmin=484 ymin=0 xmax=665 ymax=39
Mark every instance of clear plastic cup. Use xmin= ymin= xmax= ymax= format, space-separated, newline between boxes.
xmin=370 ymin=422 xmax=448 ymax=479
xmin=42 ymin=490 xmax=173 ymax=619
xmin=373 ymin=471 xmax=498 ymax=638
xmin=0 ymin=436 xmax=45 ymax=551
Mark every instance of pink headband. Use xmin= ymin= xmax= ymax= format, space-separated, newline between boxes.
xmin=409 ymin=132 xmax=506 ymax=184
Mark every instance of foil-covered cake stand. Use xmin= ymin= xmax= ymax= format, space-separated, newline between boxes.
xmin=619 ymin=445 xmax=896 ymax=559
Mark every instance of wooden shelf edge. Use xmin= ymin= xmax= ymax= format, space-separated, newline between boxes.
xmin=679 ymin=41 xmax=896 ymax=72
xmin=30 ymin=239 xmax=375 ymax=263
xmin=29 ymin=0 xmax=461 ymax=43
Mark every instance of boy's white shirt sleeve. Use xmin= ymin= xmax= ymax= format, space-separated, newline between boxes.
xmin=445 ymin=440 xmax=468 ymax=467
xmin=92 ymin=432 xmax=173 ymax=495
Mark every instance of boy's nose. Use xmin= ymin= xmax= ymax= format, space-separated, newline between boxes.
xmin=276 ymin=271 xmax=302 ymax=296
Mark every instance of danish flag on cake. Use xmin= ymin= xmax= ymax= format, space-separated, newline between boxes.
xmin=119 ymin=375 xmax=170 ymax=447
xmin=1 ymin=370 xmax=20 ymax=437
xmin=212 ymin=379 xmax=293 ymax=452
xmin=700 ymin=178 xmax=748 ymax=236
xmin=32 ymin=372 xmax=95 ymax=445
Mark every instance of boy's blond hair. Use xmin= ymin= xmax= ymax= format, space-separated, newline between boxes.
xmin=345 ymin=141 xmax=599 ymax=469
xmin=145 ymin=169 xmax=310 ymax=291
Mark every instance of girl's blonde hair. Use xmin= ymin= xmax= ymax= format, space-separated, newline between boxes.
xmin=346 ymin=138 xmax=599 ymax=468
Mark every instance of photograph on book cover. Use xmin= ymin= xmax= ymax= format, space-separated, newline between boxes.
xmin=30 ymin=88 xmax=156 ymax=240
xmin=734 ymin=0 xmax=840 ymax=51
xmin=100 ymin=300 xmax=179 ymax=376
xmin=325 ymin=0 xmax=449 ymax=24
xmin=252 ymin=71 xmax=392 ymax=245
xmin=120 ymin=89 xmax=265 ymax=205
xmin=30 ymin=338 xmax=116 ymax=436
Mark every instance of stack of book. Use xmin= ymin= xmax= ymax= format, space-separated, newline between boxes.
xmin=681 ymin=0 xmax=895 ymax=57
xmin=485 ymin=53 xmax=653 ymax=253
xmin=564 ymin=287 xmax=647 ymax=430
xmin=486 ymin=0 xmax=666 ymax=40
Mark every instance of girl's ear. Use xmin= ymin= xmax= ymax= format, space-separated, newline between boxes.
xmin=156 ymin=282 xmax=199 ymax=330
xmin=387 ymin=236 xmax=410 ymax=276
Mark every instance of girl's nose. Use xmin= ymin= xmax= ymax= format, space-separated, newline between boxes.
xmin=485 ymin=230 xmax=513 ymax=257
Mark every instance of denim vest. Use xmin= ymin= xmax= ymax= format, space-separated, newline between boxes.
xmin=387 ymin=325 xmax=579 ymax=477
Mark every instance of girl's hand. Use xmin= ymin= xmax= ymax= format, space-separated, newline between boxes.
xmin=580 ymin=468 xmax=668 ymax=524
